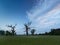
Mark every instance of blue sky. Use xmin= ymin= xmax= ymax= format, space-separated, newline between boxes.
xmin=0 ymin=0 xmax=34 ymax=34
xmin=0 ymin=0 xmax=60 ymax=34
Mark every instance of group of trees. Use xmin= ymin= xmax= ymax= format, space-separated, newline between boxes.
xmin=0 ymin=22 xmax=60 ymax=36
xmin=48 ymin=28 xmax=60 ymax=35
xmin=39 ymin=28 xmax=60 ymax=35
xmin=0 ymin=22 xmax=36 ymax=36
xmin=24 ymin=22 xmax=35 ymax=36
xmin=0 ymin=24 xmax=17 ymax=36
xmin=0 ymin=30 xmax=5 ymax=35
xmin=7 ymin=24 xmax=17 ymax=36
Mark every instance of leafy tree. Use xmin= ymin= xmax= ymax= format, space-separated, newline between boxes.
xmin=0 ymin=30 xmax=5 ymax=35
xmin=5 ymin=30 xmax=12 ymax=36
xmin=50 ymin=28 xmax=60 ymax=35
xmin=31 ymin=29 xmax=35 ymax=35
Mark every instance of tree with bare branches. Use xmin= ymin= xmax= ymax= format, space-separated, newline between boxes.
xmin=7 ymin=24 xmax=17 ymax=36
xmin=24 ymin=22 xmax=31 ymax=36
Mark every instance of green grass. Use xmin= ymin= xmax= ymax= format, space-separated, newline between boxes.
xmin=0 ymin=36 xmax=60 ymax=45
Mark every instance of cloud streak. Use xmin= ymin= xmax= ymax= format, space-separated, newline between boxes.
xmin=27 ymin=0 xmax=60 ymax=33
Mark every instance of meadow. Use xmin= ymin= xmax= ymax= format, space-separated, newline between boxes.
xmin=0 ymin=36 xmax=60 ymax=45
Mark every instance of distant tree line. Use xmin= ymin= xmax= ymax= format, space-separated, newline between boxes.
xmin=1 ymin=28 xmax=60 ymax=36
xmin=0 ymin=30 xmax=11 ymax=36
xmin=0 ymin=30 xmax=16 ymax=36
xmin=0 ymin=22 xmax=60 ymax=36
xmin=0 ymin=22 xmax=36 ymax=36
xmin=39 ymin=28 xmax=60 ymax=35
xmin=0 ymin=24 xmax=17 ymax=36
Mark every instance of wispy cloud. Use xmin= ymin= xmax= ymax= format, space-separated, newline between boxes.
xmin=27 ymin=0 xmax=60 ymax=33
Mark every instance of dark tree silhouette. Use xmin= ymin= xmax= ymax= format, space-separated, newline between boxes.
xmin=7 ymin=24 xmax=17 ymax=36
xmin=50 ymin=28 xmax=60 ymax=35
xmin=39 ymin=28 xmax=60 ymax=35
xmin=24 ymin=22 xmax=31 ymax=36
xmin=5 ymin=30 xmax=12 ymax=36
xmin=0 ymin=30 xmax=5 ymax=35
xmin=31 ymin=29 xmax=35 ymax=35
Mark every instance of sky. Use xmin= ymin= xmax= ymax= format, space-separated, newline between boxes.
xmin=0 ymin=0 xmax=60 ymax=34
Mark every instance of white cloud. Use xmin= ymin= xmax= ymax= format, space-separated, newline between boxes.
xmin=27 ymin=0 xmax=60 ymax=33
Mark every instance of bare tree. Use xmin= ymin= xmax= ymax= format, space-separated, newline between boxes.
xmin=24 ymin=22 xmax=31 ymax=36
xmin=7 ymin=24 xmax=17 ymax=36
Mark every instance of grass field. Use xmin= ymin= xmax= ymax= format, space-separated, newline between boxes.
xmin=0 ymin=36 xmax=60 ymax=45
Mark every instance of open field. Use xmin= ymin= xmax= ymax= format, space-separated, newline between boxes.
xmin=0 ymin=36 xmax=60 ymax=45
